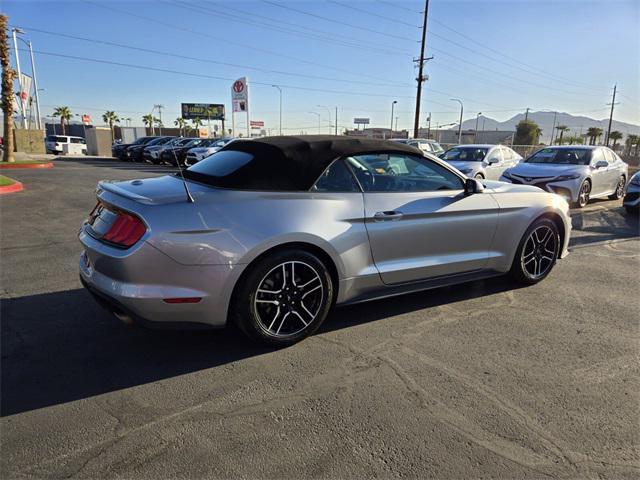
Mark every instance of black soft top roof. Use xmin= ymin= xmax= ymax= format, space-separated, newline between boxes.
xmin=200 ymin=135 xmax=422 ymax=191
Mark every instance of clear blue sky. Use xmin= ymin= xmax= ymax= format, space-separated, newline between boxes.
xmin=5 ymin=0 xmax=639 ymax=133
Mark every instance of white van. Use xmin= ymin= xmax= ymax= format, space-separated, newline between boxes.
xmin=45 ymin=135 xmax=87 ymax=155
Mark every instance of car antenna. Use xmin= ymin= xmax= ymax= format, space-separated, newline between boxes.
xmin=171 ymin=145 xmax=195 ymax=203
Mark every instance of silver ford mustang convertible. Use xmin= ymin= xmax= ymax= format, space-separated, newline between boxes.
xmin=79 ymin=136 xmax=571 ymax=346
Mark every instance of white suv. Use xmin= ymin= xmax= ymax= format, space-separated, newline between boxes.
xmin=45 ymin=135 xmax=87 ymax=155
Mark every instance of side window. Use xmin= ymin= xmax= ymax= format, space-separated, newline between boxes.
xmin=312 ymin=159 xmax=360 ymax=192
xmin=603 ymin=149 xmax=615 ymax=163
xmin=501 ymin=148 xmax=512 ymax=160
xmin=345 ymin=153 xmax=463 ymax=193
xmin=488 ymin=148 xmax=503 ymax=162
xmin=590 ymin=149 xmax=605 ymax=166
xmin=71 ymin=138 xmax=86 ymax=144
xmin=419 ymin=142 xmax=432 ymax=152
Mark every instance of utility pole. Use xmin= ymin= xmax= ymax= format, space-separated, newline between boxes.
xmin=550 ymin=111 xmax=557 ymax=145
xmin=474 ymin=112 xmax=482 ymax=142
xmin=335 ymin=106 xmax=338 ymax=135
xmin=524 ymin=107 xmax=530 ymax=121
xmin=154 ymin=104 xmax=164 ymax=135
xmin=605 ymin=84 xmax=618 ymax=146
xmin=272 ymin=85 xmax=282 ymax=135
xmin=426 ymin=113 xmax=431 ymax=139
xmin=413 ymin=0 xmax=430 ymax=139
xmin=390 ymin=100 xmax=397 ymax=132
xmin=451 ymin=98 xmax=463 ymax=144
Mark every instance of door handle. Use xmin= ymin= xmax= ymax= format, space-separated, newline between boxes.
xmin=374 ymin=210 xmax=404 ymax=221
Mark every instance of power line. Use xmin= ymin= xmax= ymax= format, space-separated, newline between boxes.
xmin=327 ymin=0 xmax=420 ymax=28
xmin=261 ymin=0 xmax=418 ymax=43
xmin=81 ymin=0 xmax=401 ymax=82
xmin=166 ymin=0 xmax=408 ymax=57
xmin=17 ymin=26 xmax=412 ymax=88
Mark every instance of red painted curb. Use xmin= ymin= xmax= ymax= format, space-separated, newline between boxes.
xmin=0 ymin=162 xmax=53 ymax=169
xmin=0 ymin=180 xmax=24 ymax=194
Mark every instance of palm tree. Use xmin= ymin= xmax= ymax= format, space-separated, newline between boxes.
xmin=174 ymin=117 xmax=187 ymax=136
xmin=1 ymin=14 xmax=15 ymax=162
xmin=142 ymin=114 xmax=155 ymax=134
xmin=192 ymin=117 xmax=203 ymax=134
xmin=586 ymin=127 xmax=603 ymax=146
xmin=53 ymin=106 xmax=72 ymax=135
xmin=102 ymin=111 xmax=120 ymax=143
xmin=555 ymin=125 xmax=569 ymax=145
xmin=608 ymin=131 xmax=623 ymax=149
xmin=626 ymin=134 xmax=640 ymax=157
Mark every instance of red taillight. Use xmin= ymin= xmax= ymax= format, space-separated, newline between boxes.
xmin=102 ymin=211 xmax=146 ymax=247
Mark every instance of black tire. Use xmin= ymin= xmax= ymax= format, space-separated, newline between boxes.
xmin=609 ymin=176 xmax=626 ymax=200
xmin=574 ymin=180 xmax=591 ymax=208
xmin=232 ymin=249 xmax=334 ymax=347
xmin=510 ymin=217 xmax=560 ymax=285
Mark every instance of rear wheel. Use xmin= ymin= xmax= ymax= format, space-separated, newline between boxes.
xmin=510 ymin=218 xmax=560 ymax=284
xmin=574 ymin=180 xmax=591 ymax=208
xmin=233 ymin=250 xmax=334 ymax=347
xmin=609 ymin=176 xmax=626 ymax=200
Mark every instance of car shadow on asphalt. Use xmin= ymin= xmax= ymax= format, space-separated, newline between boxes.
xmin=1 ymin=275 xmax=521 ymax=417
xmin=570 ymin=205 xmax=639 ymax=247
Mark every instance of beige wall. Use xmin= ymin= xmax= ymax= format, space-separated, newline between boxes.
xmin=85 ymin=127 xmax=113 ymax=156
xmin=14 ymin=129 xmax=45 ymax=154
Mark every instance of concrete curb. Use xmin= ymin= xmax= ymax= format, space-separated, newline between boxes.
xmin=0 ymin=179 xmax=24 ymax=195
xmin=0 ymin=162 xmax=54 ymax=170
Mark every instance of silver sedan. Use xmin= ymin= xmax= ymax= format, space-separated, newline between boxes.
xmin=79 ymin=136 xmax=571 ymax=346
xmin=500 ymin=146 xmax=628 ymax=208
xmin=441 ymin=144 xmax=522 ymax=180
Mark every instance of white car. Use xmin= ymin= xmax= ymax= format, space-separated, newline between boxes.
xmin=441 ymin=144 xmax=522 ymax=180
xmin=500 ymin=146 xmax=628 ymax=208
xmin=185 ymin=137 xmax=237 ymax=166
xmin=45 ymin=135 xmax=87 ymax=155
xmin=391 ymin=138 xmax=444 ymax=156
xmin=623 ymin=171 xmax=640 ymax=213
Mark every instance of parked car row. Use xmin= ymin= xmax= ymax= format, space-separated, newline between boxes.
xmin=396 ymin=140 xmax=630 ymax=209
xmin=111 ymin=136 xmax=240 ymax=166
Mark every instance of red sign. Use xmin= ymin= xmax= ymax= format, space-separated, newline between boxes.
xmin=233 ymin=80 xmax=245 ymax=93
xmin=82 ymin=114 xmax=91 ymax=125
xmin=250 ymin=120 xmax=264 ymax=129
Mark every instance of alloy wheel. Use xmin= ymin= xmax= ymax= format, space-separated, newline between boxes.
xmin=578 ymin=181 xmax=591 ymax=207
xmin=253 ymin=261 xmax=323 ymax=338
xmin=521 ymin=225 xmax=558 ymax=279
xmin=615 ymin=178 xmax=625 ymax=198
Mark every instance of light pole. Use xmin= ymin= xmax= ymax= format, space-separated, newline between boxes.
xmin=271 ymin=85 xmax=282 ymax=136
xmin=12 ymin=28 xmax=27 ymax=129
xmin=317 ymin=105 xmax=333 ymax=134
xmin=474 ymin=112 xmax=482 ymax=142
xmin=308 ymin=112 xmax=321 ymax=134
xmin=390 ymin=100 xmax=397 ymax=133
xmin=451 ymin=98 xmax=463 ymax=144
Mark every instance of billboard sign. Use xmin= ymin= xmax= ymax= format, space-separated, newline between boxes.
xmin=354 ymin=117 xmax=370 ymax=125
xmin=181 ymin=103 xmax=225 ymax=120
xmin=232 ymin=77 xmax=249 ymax=113
xmin=250 ymin=120 xmax=264 ymax=129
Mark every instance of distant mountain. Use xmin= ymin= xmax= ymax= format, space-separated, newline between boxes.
xmin=459 ymin=111 xmax=640 ymax=144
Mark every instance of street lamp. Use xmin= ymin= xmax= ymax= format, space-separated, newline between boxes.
xmin=475 ymin=112 xmax=482 ymax=142
xmin=451 ymin=98 xmax=464 ymax=144
xmin=12 ymin=28 xmax=42 ymax=131
xmin=317 ymin=105 xmax=334 ymax=134
xmin=308 ymin=112 xmax=321 ymax=134
xmin=390 ymin=100 xmax=397 ymax=133
xmin=271 ymin=85 xmax=282 ymax=136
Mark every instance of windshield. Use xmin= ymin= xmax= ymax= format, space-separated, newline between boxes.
xmin=442 ymin=147 xmax=489 ymax=162
xmin=525 ymin=148 xmax=592 ymax=165
xmin=183 ymin=139 xmax=201 ymax=148
xmin=430 ymin=142 xmax=444 ymax=153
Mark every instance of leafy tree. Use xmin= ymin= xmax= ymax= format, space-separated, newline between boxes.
xmin=174 ymin=117 xmax=187 ymax=136
xmin=1 ymin=15 xmax=16 ymax=162
xmin=555 ymin=125 xmax=569 ymax=145
xmin=102 ymin=111 xmax=120 ymax=143
xmin=514 ymin=119 xmax=542 ymax=145
xmin=608 ymin=130 xmax=623 ymax=148
xmin=53 ymin=106 xmax=72 ymax=135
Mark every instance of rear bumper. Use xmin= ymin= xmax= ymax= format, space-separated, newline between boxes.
xmin=79 ymin=230 xmax=238 ymax=328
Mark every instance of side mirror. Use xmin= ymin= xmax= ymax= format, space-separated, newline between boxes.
xmin=464 ymin=177 xmax=484 ymax=195
xmin=594 ymin=160 xmax=608 ymax=169
xmin=486 ymin=156 xmax=499 ymax=164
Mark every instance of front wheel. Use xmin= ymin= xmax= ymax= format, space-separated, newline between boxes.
xmin=232 ymin=250 xmax=334 ymax=347
xmin=574 ymin=180 xmax=591 ymax=208
xmin=609 ymin=176 xmax=626 ymax=200
xmin=474 ymin=173 xmax=484 ymax=180
xmin=510 ymin=218 xmax=560 ymax=285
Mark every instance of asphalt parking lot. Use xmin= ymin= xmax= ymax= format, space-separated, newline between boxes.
xmin=1 ymin=158 xmax=639 ymax=479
